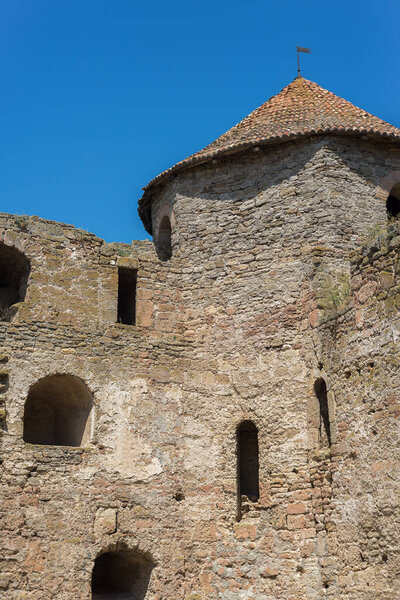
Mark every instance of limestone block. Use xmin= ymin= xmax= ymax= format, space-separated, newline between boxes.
xmin=94 ymin=508 xmax=117 ymax=536
xmin=116 ymin=256 xmax=139 ymax=269
xmin=136 ymin=300 xmax=153 ymax=327
xmin=261 ymin=566 xmax=279 ymax=578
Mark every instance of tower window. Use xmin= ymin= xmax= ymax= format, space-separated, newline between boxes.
xmin=117 ymin=268 xmax=137 ymax=325
xmin=0 ymin=243 xmax=30 ymax=321
xmin=92 ymin=548 xmax=153 ymax=600
xmin=237 ymin=420 xmax=259 ymax=519
xmin=314 ymin=378 xmax=331 ymax=447
xmin=157 ymin=216 xmax=172 ymax=261
xmin=387 ymin=183 xmax=400 ymax=219
xmin=23 ymin=374 xmax=93 ymax=447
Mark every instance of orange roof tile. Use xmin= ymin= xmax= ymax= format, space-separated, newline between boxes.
xmin=139 ymin=77 xmax=400 ymax=231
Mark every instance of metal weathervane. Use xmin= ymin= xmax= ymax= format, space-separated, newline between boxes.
xmin=296 ymin=46 xmax=311 ymax=77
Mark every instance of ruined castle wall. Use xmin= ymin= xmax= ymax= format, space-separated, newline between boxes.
xmin=149 ymin=136 xmax=400 ymax=599
xmin=1 ymin=135 xmax=400 ymax=599
xmin=0 ymin=214 xmax=188 ymax=599
xmin=315 ymin=229 xmax=400 ymax=600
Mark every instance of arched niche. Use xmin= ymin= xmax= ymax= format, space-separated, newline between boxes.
xmin=376 ymin=171 xmax=400 ymax=221
xmin=237 ymin=420 xmax=260 ymax=520
xmin=92 ymin=547 xmax=153 ymax=600
xmin=23 ymin=374 xmax=93 ymax=447
xmin=156 ymin=215 xmax=172 ymax=261
xmin=0 ymin=242 xmax=30 ymax=321
xmin=387 ymin=183 xmax=400 ymax=219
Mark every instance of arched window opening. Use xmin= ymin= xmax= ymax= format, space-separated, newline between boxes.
xmin=314 ymin=378 xmax=331 ymax=447
xmin=23 ymin=374 xmax=92 ymax=447
xmin=237 ymin=420 xmax=259 ymax=520
xmin=92 ymin=548 xmax=153 ymax=600
xmin=387 ymin=183 xmax=400 ymax=219
xmin=0 ymin=243 xmax=30 ymax=321
xmin=156 ymin=216 xmax=172 ymax=261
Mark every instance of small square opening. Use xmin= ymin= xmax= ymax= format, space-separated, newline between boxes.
xmin=117 ymin=268 xmax=137 ymax=325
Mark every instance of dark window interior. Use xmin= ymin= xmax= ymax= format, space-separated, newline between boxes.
xmin=117 ymin=268 xmax=137 ymax=325
xmin=314 ymin=378 xmax=331 ymax=447
xmin=0 ymin=243 xmax=30 ymax=321
xmin=387 ymin=183 xmax=400 ymax=219
xmin=92 ymin=549 xmax=153 ymax=600
xmin=237 ymin=420 xmax=260 ymax=503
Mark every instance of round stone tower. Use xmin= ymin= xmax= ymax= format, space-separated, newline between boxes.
xmin=1 ymin=77 xmax=399 ymax=600
xmin=137 ymin=76 xmax=400 ymax=599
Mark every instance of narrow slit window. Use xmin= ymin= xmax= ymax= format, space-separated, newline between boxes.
xmin=314 ymin=378 xmax=331 ymax=447
xmin=157 ymin=216 xmax=172 ymax=261
xmin=117 ymin=268 xmax=137 ymax=325
xmin=237 ymin=420 xmax=259 ymax=519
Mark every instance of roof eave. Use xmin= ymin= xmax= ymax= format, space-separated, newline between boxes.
xmin=138 ymin=130 xmax=400 ymax=235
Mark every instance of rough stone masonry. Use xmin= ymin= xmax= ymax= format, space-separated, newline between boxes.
xmin=0 ymin=77 xmax=400 ymax=599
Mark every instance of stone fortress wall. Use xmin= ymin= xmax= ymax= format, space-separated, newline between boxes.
xmin=1 ymin=134 xmax=400 ymax=599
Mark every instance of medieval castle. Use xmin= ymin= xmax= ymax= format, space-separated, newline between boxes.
xmin=0 ymin=76 xmax=399 ymax=599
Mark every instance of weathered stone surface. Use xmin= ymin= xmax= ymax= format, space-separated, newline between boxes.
xmin=0 ymin=135 xmax=399 ymax=599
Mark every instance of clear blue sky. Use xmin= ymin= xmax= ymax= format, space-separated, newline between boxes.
xmin=1 ymin=0 xmax=399 ymax=242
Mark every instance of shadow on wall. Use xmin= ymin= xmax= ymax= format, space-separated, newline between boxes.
xmin=91 ymin=546 xmax=154 ymax=600
xmin=172 ymin=139 xmax=385 ymax=250
xmin=23 ymin=374 xmax=93 ymax=447
xmin=0 ymin=242 xmax=30 ymax=322
xmin=177 ymin=139 xmax=380 ymax=204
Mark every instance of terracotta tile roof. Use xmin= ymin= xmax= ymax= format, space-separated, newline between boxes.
xmin=139 ymin=77 xmax=400 ymax=232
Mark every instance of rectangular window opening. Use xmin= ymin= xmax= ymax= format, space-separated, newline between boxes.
xmin=117 ymin=268 xmax=137 ymax=325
